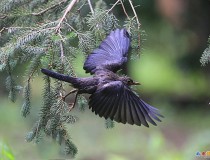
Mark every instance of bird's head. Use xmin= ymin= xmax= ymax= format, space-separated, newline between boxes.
xmin=120 ymin=76 xmax=141 ymax=86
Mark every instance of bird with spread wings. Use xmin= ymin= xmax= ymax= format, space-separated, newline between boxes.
xmin=41 ymin=28 xmax=163 ymax=127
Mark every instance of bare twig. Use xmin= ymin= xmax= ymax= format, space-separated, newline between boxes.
xmin=119 ymin=0 xmax=130 ymax=20
xmin=32 ymin=0 xmax=66 ymax=16
xmin=77 ymin=1 xmax=87 ymax=10
xmin=35 ymin=119 xmax=41 ymax=139
xmin=107 ymin=0 xmax=120 ymax=14
xmin=55 ymin=0 xmax=79 ymax=33
xmin=64 ymin=22 xmax=79 ymax=34
xmin=27 ymin=69 xmax=37 ymax=83
xmin=128 ymin=0 xmax=141 ymax=54
xmin=62 ymin=55 xmax=77 ymax=77
xmin=128 ymin=0 xmax=141 ymax=28
xmin=60 ymin=41 xmax=64 ymax=62
xmin=0 ymin=15 xmax=7 ymax=19
xmin=87 ymin=0 xmax=94 ymax=14
xmin=0 ymin=27 xmax=6 ymax=35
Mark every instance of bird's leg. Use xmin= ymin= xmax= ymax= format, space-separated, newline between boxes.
xmin=68 ymin=91 xmax=79 ymax=111
xmin=62 ymin=88 xmax=79 ymax=111
xmin=63 ymin=88 xmax=78 ymax=100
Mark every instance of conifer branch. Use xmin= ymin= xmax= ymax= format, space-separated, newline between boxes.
xmin=56 ymin=0 xmax=79 ymax=33
xmin=60 ymin=41 xmax=64 ymax=62
xmin=119 ymin=0 xmax=130 ymax=20
xmin=0 ymin=27 xmax=6 ymax=35
xmin=62 ymin=55 xmax=77 ymax=77
xmin=127 ymin=0 xmax=141 ymax=55
xmin=0 ymin=15 xmax=7 ymax=19
xmin=31 ymin=0 xmax=67 ymax=16
xmin=87 ymin=0 xmax=94 ymax=14
xmin=128 ymin=0 xmax=141 ymax=28
xmin=64 ymin=22 xmax=79 ymax=34
xmin=107 ymin=0 xmax=120 ymax=14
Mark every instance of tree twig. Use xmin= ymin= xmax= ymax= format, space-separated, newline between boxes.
xmin=0 ymin=27 xmax=6 ymax=35
xmin=119 ymin=0 xmax=130 ymax=20
xmin=55 ymin=0 xmax=79 ymax=33
xmin=128 ymin=0 xmax=141 ymax=55
xmin=107 ymin=0 xmax=120 ymax=14
xmin=64 ymin=22 xmax=79 ymax=34
xmin=128 ymin=0 xmax=141 ymax=28
xmin=87 ymin=0 xmax=94 ymax=14
xmin=0 ymin=15 xmax=7 ymax=19
xmin=60 ymin=41 xmax=64 ymax=62
xmin=32 ymin=0 xmax=66 ymax=16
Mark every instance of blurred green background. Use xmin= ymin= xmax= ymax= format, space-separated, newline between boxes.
xmin=1 ymin=0 xmax=210 ymax=159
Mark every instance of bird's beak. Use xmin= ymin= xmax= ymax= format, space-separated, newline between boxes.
xmin=132 ymin=81 xmax=141 ymax=85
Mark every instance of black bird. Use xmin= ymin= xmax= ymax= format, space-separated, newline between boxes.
xmin=41 ymin=28 xmax=163 ymax=127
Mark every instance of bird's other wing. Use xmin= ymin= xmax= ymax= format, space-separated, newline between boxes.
xmin=83 ymin=28 xmax=130 ymax=74
xmin=89 ymin=81 xmax=163 ymax=127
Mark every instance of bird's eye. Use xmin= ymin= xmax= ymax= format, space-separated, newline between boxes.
xmin=128 ymin=79 xmax=133 ymax=84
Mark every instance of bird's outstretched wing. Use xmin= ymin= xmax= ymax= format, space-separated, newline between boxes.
xmin=83 ymin=29 xmax=130 ymax=74
xmin=89 ymin=81 xmax=163 ymax=127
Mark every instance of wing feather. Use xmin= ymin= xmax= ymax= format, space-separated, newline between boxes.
xmin=127 ymin=91 xmax=145 ymax=126
xmin=88 ymin=81 xmax=163 ymax=127
xmin=140 ymin=100 xmax=162 ymax=122
xmin=120 ymin=93 xmax=127 ymax=124
xmin=113 ymin=91 xmax=124 ymax=123
xmin=103 ymin=94 xmax=118 ymax=119
xmin=132 ymin=94 xmax=156 ymax=126
xmin=109 ymin=90 xmax=122 ymax=120
xmin=83 ymin=29 xmax=130 ymax=74
xmin=125 ymin=90 xmax=134 ymax=125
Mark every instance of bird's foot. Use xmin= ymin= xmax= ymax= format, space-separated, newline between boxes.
xmin=67 ymin=91 xmax=79 ymax=112
xmin=68 ymin=103 xmax=75 ymax=111
xmin=63 ymin=89 xmax=78 ymax=101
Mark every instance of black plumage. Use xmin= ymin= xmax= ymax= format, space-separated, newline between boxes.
xmin=41 ymin=28 xmax=163 ymax=127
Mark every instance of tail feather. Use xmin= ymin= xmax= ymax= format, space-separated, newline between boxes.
xmin=41 ymin=68 xmax=78 ymax=85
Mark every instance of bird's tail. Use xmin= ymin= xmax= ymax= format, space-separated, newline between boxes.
xmin=41 ymin=68 xmax=78 ymax=85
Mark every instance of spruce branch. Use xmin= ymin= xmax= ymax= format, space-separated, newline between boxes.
xmin=87 ymin=0 xmax=94 ymax=14
xmin=31 ymin=0 xmax=67 ymax=16
xmin=0 ymin=15 xmax=7 ymax=19
xmin=119 ymin=0 xmax=130 ymax=20
xmin=12 ymin=27 xmax=54 ymax=50
xmin=107 ymin=0 xmax=121 ymax=14
xmin=60 ymin=41 xmax=65 ymax=62
xmin=63 ymin=22 xmax=79 ymax=34
xmin=21 ymin=82 xmax=31 ymax=117
xmin=6 ymin=75 xmax=17 ymax=102
xmin=62 ymin=55 xmax=77 ymax=77
xmin=128 ymin=0 xmax=141 ymax=28
xmin=55 ymin=0 xmax=79 ymax=33
xmin=201 ymin=47 xmax=210 ymax=66
xmin=200 ymin=36 xmax=210 ymax=66
xmin=5 ymin=59 xmax=17 ymax=102
xmin=105 ymin=118 xmax=115 ymax=129
xmin=0 ymin=27 xmax=6 ymax=35
xmin=27 ymin=53 xmax=43 ymax=83
xmin=77 ymin=95 xmax=87 ymax=112
xmin=128 ymin=0 xmax=141 ymax=51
